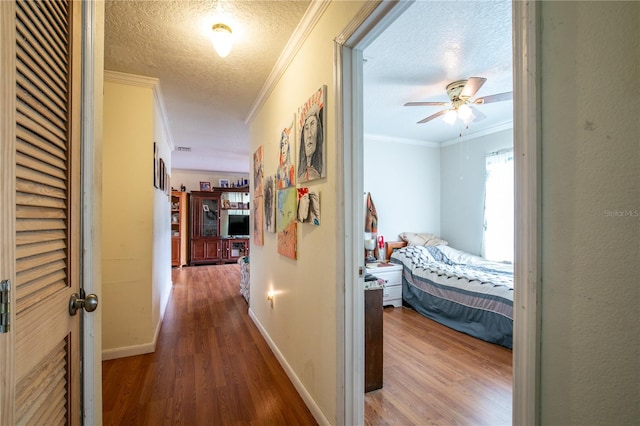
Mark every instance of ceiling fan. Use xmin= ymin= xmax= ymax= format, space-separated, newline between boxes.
xmin=404 ymin=77 xmax=513 ymax=125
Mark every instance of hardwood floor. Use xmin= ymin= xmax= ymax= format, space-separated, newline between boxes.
xmin=364 ymin=306 xmax=512 ymax=425
xmin=102 ymin=264 xmax=316 ymax=425
xmin=102 ymin=264 xmax=511 ymax=425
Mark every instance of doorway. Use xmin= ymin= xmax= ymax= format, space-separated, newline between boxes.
xmin=338 ymin=2 xmax=539 ymax=425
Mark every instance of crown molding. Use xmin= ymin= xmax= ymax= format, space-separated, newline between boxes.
xmin=439 ymin=122 xmax=513 ymax=147
xmin=104 ymin=70 xmax=175 ymax=151
xmin=244 ymin=0 xmax=330 ymax=125
xmin=364 ymin=133 xmax=440 ymax=148
xmin=364 ymin=122 xmax=513 ymax=149
xmin=104 ymin=69 xmax=157 ymax=87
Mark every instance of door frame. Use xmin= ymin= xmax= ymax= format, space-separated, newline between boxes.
xmin=336 ymin=1 xmax=540 ymax=424
xmin=80 ymin=1 xmax=104 ymax=424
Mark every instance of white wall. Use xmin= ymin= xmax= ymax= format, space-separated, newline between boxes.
xmin=364 ymin=136 xmax=440 ymax=243
xmin=248 ymin=2 xmax=365 ymax=423
xmin=539 ymin=2 xmax=639 ymax=424
xmin=440 ymin=128 xmax=513 ymax=254
xmin=102 ymin=72 xmax=173 ymax=359
xmin=152 ymin=96 xmax=172 ymax=339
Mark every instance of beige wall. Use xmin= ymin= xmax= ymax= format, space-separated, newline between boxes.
xmin=539 ymin=2 xmax=639 ymax=424
xmin=248 ymin=1 xmax=365 ymax=423
xmin=102 ymin=74 xmax=173 ymax=358
xmin=249 ymin=1 xmax=639 ymax=424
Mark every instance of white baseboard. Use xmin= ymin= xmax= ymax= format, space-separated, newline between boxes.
xmin=101 ymin=339 xmax=156 ymax=361
xmin=102 ymin=281 xmax=172 ymax=361
xmin=248 ymin=307 xmax=330 ymax=425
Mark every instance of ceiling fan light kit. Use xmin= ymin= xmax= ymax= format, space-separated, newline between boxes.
xmin=443 ymin=109 xmax=458 ymax=125
xmin=211 ymin=23 xmax=233 ymax=58
xmin=405 ymin=76 xmax=512 ymax=125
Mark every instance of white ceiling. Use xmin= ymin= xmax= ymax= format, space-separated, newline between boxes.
xmin=104 ymin=1 xmax=512 ymax=173
xmin=363 ymin=0 xmax=513 ymax=144
xmin=104 ymin=0 xmax=310 ymax=173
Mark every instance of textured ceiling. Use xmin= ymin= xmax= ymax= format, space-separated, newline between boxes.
xmin=363 ymin=0 xmax=513 ymax=144
xmin=105 ymin=0 xmax=310 ymax=172
xmin=105 ymin=1 xmax=513 ymax=173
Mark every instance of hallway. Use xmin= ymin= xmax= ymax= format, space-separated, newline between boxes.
xmin=102 ymin=264 xmax=316 ymax=425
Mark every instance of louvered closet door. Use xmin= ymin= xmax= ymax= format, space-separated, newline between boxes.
xmin=1 ymin=0 xmax=82 ymax=424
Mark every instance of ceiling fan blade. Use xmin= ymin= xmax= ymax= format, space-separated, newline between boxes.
xmin=417 ymin=109 xmax=447 ymax=124
xmin=404 ymin=101 xmax=449 ymax=107
xmin=473 ymin=91 xmax=513 ymax=104
xmin=470 ymin=106 xmax=487 ymax=122
xmin=460 ymin=77 xmax=487 ymax=99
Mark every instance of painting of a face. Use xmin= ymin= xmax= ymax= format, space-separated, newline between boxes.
xmin=277 ymin=187 xmax=297 ymax=259
xmin=303 ymin=115 xmax=318 ymax=157
xmin=280 ymin=134 xmax=289 ymax=164
xmin=297 ymin=192 xmax=309 ymax=221
xmin=297 ymin=85 xmax=326 ymax=183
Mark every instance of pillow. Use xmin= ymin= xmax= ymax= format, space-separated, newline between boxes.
xmin=399 ymin=232 xmax=448 ymax=247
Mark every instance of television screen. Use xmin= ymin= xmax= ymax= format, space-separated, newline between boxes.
xmin=228 ymin=214 xmax=250 ymax=236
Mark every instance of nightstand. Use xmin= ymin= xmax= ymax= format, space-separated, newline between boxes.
xmin=366 ymin=263 xmax=403 ymax=307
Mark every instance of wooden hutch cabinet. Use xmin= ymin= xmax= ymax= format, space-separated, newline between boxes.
xmin=189 ymin=188 xmax=250 ymax=265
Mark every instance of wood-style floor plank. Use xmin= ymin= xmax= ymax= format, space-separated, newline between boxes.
xmin=102 ymin=264 xmax=317 ymax=425
xmin=364 ymin=305 xmax=512 ymax=425
xmin=103 ymin=264 xmax=511 ymax=425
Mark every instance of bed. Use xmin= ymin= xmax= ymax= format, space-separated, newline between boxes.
xmin=389 ymin=243 xmax=514 ymax=348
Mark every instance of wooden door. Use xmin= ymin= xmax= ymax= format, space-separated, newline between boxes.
xmin=0 ymin=0 xmax=83 ymax=424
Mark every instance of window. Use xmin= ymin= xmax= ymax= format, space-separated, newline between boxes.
xmin=482 ymin=149 xmax=514 ymax=262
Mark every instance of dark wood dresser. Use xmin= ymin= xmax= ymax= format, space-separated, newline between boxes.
xmin=364 ymin=287 xmax=383 ymax=392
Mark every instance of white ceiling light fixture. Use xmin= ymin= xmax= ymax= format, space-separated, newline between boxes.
xmin=442 ymin=109 xmax=458 ymax=125
xmin=457 ymin=104 xmax=475 ymax=123
xmin=211 ymin=23 xmax=233 ymax=58
xmin=442 ymin=104 xmax=475 ymax=125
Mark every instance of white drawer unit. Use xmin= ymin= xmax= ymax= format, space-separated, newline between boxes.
xmin=366 ymin=263 xmax=403 ymax=307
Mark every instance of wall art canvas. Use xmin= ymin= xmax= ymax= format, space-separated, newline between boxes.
xmin=159 ymin=158 xmax=166 ymax=191
xmin=297 ymin=85 xmax=327 ymax=183
xmin=297 ymin=187 xmax=320 ymax=226
xmin=277 ymin=116 xmax=296 ymax=189
xmin=277 ymin=187 xmax=297 ymax=259
xmin=253 ymin=145 xmax=264 ymax=198
xmin=153 ymin=142 xmax=158 ymax=188
xmin=264 ymin=175 xmax=276 ymax=233
xmin=253 ymin=195 xmax=264 ymax=246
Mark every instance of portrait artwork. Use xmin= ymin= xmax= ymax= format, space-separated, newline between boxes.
xmin=264 ymin=175 xmax=276 ymax=233
xmin=253 ymin=195 xmax=264 ymax=246
xmin=297 ymin=86 xmax=327 ymax=183
xmin=277 ymin=187 xmax=297 ymax=259
xmin=296 ymin=187 xmax=320 ymax=226
xmin=277 ymin=116 xmax=296 ymax=189
xmin=253 ymin=145 xmax=264 ymax=198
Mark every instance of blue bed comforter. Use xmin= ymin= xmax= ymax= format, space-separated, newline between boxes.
xmin=391 ymin=245 xmax=514 ymax=348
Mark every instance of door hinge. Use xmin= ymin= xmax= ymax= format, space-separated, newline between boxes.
xmin=0 ymin=280 xmax=9 ymax=333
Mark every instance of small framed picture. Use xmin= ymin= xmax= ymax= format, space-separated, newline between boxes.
xmin=230 ymin=202 xmax=238 ymax=209
xmin=219 ymin=179 xmax=230 ymax=188
xmin=200 ymin=181 xmax=211 ymax=191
